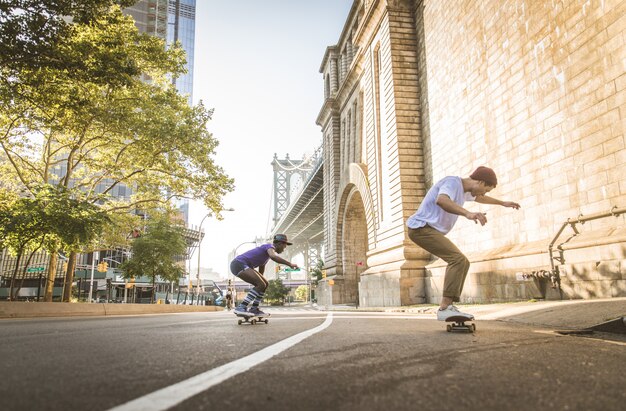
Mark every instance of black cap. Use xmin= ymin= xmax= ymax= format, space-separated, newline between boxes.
xmin=273 ymin=234 xmax=292 ymax=245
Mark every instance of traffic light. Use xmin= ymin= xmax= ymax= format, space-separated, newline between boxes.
xmin=322 ymin=270 xmax=327 ymax=279
xmin=62 ymin=262 xmax=68 ymax=272
xmin=275 ymin=264 xmax=281 ymax=274
xmin=97 ymin=261 xmax=108 ymax=272
xmin=126 ymin=278 xmax=135 ymax=288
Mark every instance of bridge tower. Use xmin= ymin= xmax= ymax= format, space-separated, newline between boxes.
xmin=271 ymin=154 xmax=315 ymax=224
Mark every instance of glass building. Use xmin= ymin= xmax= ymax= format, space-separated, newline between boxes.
xmin=124 ymin=0 xmax=197 ymax=223
xmin=167 ymin=0 xmax=195 ymax=105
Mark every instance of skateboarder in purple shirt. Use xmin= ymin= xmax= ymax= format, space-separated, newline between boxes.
xmin=230 ymin=234 xmax=298 ymax=317
xmin=406 ymin=166 xmax=520 ymax=321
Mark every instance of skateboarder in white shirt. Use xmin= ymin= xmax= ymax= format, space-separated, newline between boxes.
xmin=406 ymin=166 xmax=520 ymax=320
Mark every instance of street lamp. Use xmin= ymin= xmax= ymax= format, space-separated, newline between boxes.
xmin=195 ymin=208 xmax=234 ymax=304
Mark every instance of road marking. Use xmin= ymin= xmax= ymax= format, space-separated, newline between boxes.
xmin=332 ymin=314 xmax=433 ymax=320
xmin=107 ymin=313 xmax=334 ymax=411
xmin=533 ymin=330 xmax=626 ymax=346
xmin=236 ymin=315 xmax=433 ymax=321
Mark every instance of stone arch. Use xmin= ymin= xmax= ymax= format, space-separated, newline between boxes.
xmin=340 ymin=189 xmax=368 ymax=304
xmin=334 ymin=163 xmax=375 ymax=304
xmin=334 ymin=163 xmax=376 ymax=248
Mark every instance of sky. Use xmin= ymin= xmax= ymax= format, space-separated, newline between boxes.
xmin=189 ymin=1 xmax=353 ymax=278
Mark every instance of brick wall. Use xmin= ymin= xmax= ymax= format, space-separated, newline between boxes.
xmin=419 ymin=0 xmax=625 ymax=252
xmin=416 ymin=0 xmax=626 ymax=300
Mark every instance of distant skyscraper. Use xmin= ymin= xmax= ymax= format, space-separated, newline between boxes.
xmin=124 ymin=0 xmax=195 ymax=104
xmin=167 ymin=0 xmax=196 ymax=105
xmin=124 ymin=0 xmax=168 ymax=39
xmin=124 ymin=0 xmax=196 ymax=223
xmin=166 ymin=0 xmax=196 ymax=223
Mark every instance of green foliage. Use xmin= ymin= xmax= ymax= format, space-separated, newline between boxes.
xmin=0 ymin=189 xmax=43 ymax=253
xmin=264 ymin=279 xmax=290 ymax=305
xmin=0 ymin=184 xmax=108 ymax=254
xmin=119 ymin=215 xmax=186 ymax=288
xmin=0 ymin=1 xmax=136 ymax=79
xmin=0 ymin=3 xmax=233 ymax=217
xmin=311 ymin=259 xmax=324 ymax=284
xmin=295 ymin=285 xmax=309 ymax=301
xmin=0 ymin=184 xmax=109 ymax=301
xmin=0 ymin=1 xmax=233 ymax=302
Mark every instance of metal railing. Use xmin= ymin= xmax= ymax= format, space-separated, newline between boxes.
xmin=522 ymin=206 xmax=626 ymax=297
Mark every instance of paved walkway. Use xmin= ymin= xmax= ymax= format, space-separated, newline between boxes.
xmin=2 ymin=298 xmax=625 ymax=332
xmin=320 ymin=297 xmax=626 ymax=331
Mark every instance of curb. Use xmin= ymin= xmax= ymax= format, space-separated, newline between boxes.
xmin=0 ymin=302 xmax=223 ymax=319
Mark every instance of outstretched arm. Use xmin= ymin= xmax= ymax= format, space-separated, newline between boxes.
xmin=475 ymin=195 xmax=521 ymax=209
xmin=436 ymin=194 xmax=488 ymax=226
xmin=267 ymin=248 xmax=298 ymax=269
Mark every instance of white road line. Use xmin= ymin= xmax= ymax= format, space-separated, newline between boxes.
xmin=107 ymin=313 xmax=334 ymax=411
xmin=246 ymin=315 xmax=432 ymax=321
xmin=533 ymin=330 xmax=626 ymax=346
xmin=331 ymin=314 xmax=434 ymax=320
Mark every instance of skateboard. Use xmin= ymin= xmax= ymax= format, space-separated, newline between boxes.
xmin=236 ymin=312 xmax=269 ymax=325
xmin=445 ymin=315 xmax=476 ymax=333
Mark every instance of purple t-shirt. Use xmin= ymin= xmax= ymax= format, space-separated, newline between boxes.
xmin=235 ymin=243 xmax=274 ymax=268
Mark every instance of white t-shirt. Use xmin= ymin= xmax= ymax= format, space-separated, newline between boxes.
xmin=406 ymin=176 xmax=475 ymax=234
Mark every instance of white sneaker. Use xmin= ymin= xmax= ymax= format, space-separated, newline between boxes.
xmin=436 ymin=305 xmax=474 ymax=321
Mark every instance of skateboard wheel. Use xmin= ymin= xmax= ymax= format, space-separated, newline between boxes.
xmin=264 ymin=319 xmax=269 ymax=324
xmin=471 ymin=323 xmax=476 ymax=332
xmin=251 ymin=319 xmax=256 ymax=325
xmin=238 ymin=320 xmax=242 ymax=325
xmin=446 ymin=324 xmax=452 ymax=332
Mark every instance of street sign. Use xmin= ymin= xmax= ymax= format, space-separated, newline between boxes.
xmin=26 ymin=267 xmax=45 ymax=273
xmin=285 ymin=268 xmax=300 ymax=272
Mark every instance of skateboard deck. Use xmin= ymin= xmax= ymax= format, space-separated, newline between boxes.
xmin=235 ymin=312 xmax=269 ymax=325
xmin=445 ymin=315 xmax=476 ymax=333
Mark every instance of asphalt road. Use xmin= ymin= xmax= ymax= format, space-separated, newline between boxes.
xmin=1 ymin=308 xmax=625 ymax=411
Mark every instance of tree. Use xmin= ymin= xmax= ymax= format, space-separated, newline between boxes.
xmin=1 ymin=6 xmax=233 ymax=301
xmin=119 ymin=215 xmax=186 ymax=303
xmin=311 ymin=259 xmax=324 ymax=284
xmin=0 ymin=1 xmax=136 ymax=81
xmin=295 ymin=285 xmax=309 ymax=302
xmin=264 ymin=279 xmax=290 ymax=306
xmin=0 ymin=190 xmax=45 ymax=300
xmin=1 ymin=6 xmax=232 ymax=215
xmin=0 ymin=185 xmax=108 ymax=301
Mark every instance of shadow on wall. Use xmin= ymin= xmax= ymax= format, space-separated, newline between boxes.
xmin=414 ymin=0 xmax=433 ymax=187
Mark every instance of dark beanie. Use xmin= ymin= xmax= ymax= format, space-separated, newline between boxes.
xmin=470 ymin=166 xmax=498 ymax=187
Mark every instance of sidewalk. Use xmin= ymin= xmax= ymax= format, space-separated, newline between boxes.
xmin=0 ymin=302 xmax=223 ymax=319
xmin=322 ymin=297 xmax=626 ymax=331
xmin=2 ymin=299 xmax=624 ymax=331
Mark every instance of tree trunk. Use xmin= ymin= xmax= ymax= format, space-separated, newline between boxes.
xmin=62 ymin=251 xmax=77 ymax=302
xmin=15 ymin=247 xmax=39 ymax=300
xmin=8 ymin=247 xmax=24 ymax=301
xmin=43 ymin=251 xmax=58 ymax=302
xmin=152 ymin=275 xmax=156 ymax=304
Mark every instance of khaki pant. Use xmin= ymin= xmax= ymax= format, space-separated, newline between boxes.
xmin=408 ymin=226 xmax=470 ymax=302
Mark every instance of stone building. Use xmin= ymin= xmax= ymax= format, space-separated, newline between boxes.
xmin=316 ymin=0 xmax=626 ymax=307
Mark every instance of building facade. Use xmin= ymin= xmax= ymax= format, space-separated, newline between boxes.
xmin=124 ymin=0 xmax=196 ymax=223
xmin=316 ymin=0 xmax=626 ymax=307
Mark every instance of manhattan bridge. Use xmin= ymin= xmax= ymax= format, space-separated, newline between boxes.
xmin=268 ymin=146 xmax=324 ymax=276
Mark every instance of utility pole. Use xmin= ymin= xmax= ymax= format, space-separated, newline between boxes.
xmin=87 ymin=251 xmax=99 ymax=303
